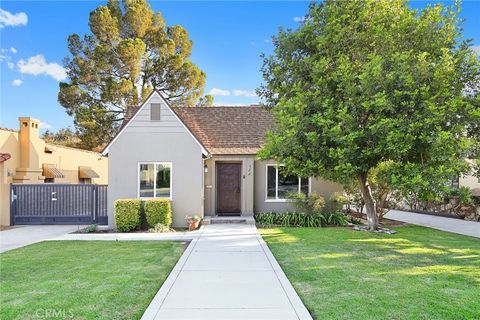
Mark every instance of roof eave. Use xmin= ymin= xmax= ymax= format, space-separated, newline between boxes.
xmin=101 ymin=91 xmax=209 ymax=156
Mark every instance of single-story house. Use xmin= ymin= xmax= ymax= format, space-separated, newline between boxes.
xmin=103 ymin=91 xmax=342 ymax=227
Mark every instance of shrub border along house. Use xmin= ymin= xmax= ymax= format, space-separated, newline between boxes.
xmin=144 ymin=199 xmax=172 ymax=228
xmin=114 ymin=199 xmax=143 ymax=232
xmin=254 ymin=211 xmax=348 ymax=228
xmin=254 ymin=192 xmax=350 ymax=228
xmin=114 ymin=198 xmax=174 ymax=232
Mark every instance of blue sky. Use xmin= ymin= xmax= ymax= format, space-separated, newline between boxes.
xmin=1 ymin=1 xmax=479 ymax=132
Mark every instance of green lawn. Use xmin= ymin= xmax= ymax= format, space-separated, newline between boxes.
xmin=260 ymin=226 xmax=480 ymax=320
xmin=0 ymin=241 xmax=184 ymax=320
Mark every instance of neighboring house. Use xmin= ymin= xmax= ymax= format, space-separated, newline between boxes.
xmin=0 ymin=117 xmax=108 ymax=226
xmin=459 ymin=159 xmax=480 ymax=196
xmin=103 ymin=91 xmax=342 ymax=227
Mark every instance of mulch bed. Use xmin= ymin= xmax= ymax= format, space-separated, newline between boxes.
xmin=348 ymin=212 xmax=409 ymax=227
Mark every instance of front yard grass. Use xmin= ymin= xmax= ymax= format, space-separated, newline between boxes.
xmin=260 ymin=226 xmax=480 ymax=320
xmin=0 ymin=240 xmax=184 ymax=320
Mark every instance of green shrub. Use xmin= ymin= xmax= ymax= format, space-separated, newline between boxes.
xmin=254 ymin=211 xmax=277 ymax=226
xmin=288 ymin=192 xmax=325 ymax=214
xmin=446 ymin=186 xmax=473 ymax=205
xmin=144 ymin=199 xmax=172 ymax=228
xmin=83 ymin=224 xmax=97 ymax=233
xmin=329 ymin=192 xmax=348 ymax=211
xmin=254 ymin=210 xmax=348 ymax=227
xmin=322 ymin=211 xmax=349 ymax=226
xmin=149 ymin=223 xmax=175 ymax=233
xmin=458 ymin=186 xmax=473 ymax=205
xmin=114 ymin=199 xmax=142 ymax=232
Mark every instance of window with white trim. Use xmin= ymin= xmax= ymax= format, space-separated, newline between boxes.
xmin=138 ymin=162 xmax=172 ymax=198
xmin=266 ymin=165 xmax=309 ymax=201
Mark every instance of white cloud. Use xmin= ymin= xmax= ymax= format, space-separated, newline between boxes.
xmin=209 ymin=88 xmax=231 ymax=96
xmin=17 ymin=55 xmax=67 ymax=81
xmin=39 ymin=122 xmax=52 ymax=129
xmin=12 ymin=79 xmax=22 ymax=86
xmin=233 ymin=90 xmax=257 ymax=98
xmin=471 ymin=45 xmax=480 ymax=55
xmin=10 ymin=47 xmax=17 ymax=53
xmin=7 ymin=62 xmax=14 ymax=69
xmin=0 ymin=9 xmax=28 ymax=28
xmin=293 ymin=16 xmax=305 ymax=22
xmin=263 ymin=39 xmax=271 ymax=43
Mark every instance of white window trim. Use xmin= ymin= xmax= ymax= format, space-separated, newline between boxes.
xmin=265 ymin=164 xmax=311 ymax=202
xmin=137 ymin=162 xmax=173 ymax=200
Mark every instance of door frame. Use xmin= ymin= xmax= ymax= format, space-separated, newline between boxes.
xmin=215 ymin=161 xmax=242 ymax=216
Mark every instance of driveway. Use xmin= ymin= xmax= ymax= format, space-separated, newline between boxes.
xmin=0 ymin=225 xmax=81 ymax=253
xmin=385 ymin=210 xmax=480 ymax=238
xmin=142 ymin=224 xmax=312 ymax=320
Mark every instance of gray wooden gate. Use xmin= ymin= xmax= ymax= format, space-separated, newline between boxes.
xmin=10 ymin=184 xmax=108 ymax=225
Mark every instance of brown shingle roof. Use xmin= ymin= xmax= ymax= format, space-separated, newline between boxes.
xmin=105 ymin=90 xmax=275 ymax=156
xmin=174 ymin=106 xmax=274 ymax=155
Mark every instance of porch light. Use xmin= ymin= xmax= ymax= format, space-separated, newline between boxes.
xmin=204 ymin=164 xmax=208 ymax=173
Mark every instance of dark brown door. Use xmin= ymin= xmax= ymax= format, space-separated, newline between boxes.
xmin=216 ymin=163 xmax=241 ymax=215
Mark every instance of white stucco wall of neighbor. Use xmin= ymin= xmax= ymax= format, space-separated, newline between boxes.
xmin=107 ymin=93 xmax=204 ymax=228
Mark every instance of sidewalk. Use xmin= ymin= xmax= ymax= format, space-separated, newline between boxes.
xmin=141 ymin=224 xmax=312 ymax=320
xmin=0 ymin=225 xmax=81 ymax=253
xmin=385 ymin=210 xmax=480 ymax=238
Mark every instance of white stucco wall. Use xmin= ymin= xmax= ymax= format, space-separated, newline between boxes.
xmin=107 ymin=94 xmax=204 ymax=227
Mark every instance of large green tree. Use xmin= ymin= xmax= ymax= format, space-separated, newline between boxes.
xmin=59 ymin=0 xmax=210 ymax=149
xmin=259 ymin=0 xmax=480 ymax=230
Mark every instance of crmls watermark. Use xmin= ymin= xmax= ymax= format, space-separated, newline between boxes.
xmin=35 ymin=308 xmax=74 ymax=319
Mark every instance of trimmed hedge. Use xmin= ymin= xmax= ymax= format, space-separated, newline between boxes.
xmin=114 ymin=199 xmax=142 ymax=232
xmin=144 ymin=199 xmax=172 ymax=228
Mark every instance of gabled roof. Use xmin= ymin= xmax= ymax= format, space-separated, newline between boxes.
xmin=174 ymin=106 xmax=274 ymax=155
xmin=102 ymin=91 xmax=275 ymax=156
xmin=102 ymin=91 xmax=208 ymax=155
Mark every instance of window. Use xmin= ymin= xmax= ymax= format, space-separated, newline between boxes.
xmin=80 ymin=178 xmax=92 ymax=184
xmin=138 ymin=162 xmax=172 ymax=198
xmin=150 ymin=103 xmax=161 ymax=120
xmin=266 ymin=165 xmax=309 ymax=201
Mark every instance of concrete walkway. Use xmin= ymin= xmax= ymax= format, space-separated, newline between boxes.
xmin=385 ymin=210 xmax=480 ymax=238
xmin=0 ymin=225 xmax=82 ymax=253
xmin=142 ymin=224 xmax=312 ymax=320
xmin=54 ymin=228 xmax=203 ymax=242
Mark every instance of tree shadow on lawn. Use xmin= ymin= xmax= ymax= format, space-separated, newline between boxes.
xmin=261 ymin=226 xmax=480 ymax=319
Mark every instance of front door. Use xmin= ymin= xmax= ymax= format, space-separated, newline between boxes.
xmin=216 ymin=163 xmax=241 ymax=215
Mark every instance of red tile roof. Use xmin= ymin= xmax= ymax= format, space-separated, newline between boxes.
xmin=0 ymin=153 xmax=11 ymax=163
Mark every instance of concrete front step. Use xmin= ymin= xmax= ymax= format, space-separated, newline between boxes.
xmin=203 ymin=216 xmax=255 ymax=225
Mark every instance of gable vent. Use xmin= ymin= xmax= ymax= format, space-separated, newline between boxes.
xmin=150 ymin=103 xmax=161 ymax=121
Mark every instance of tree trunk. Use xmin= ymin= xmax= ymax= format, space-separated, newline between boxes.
xmin=358 ymin=173 xmax=378 ymax=231
xmin=376 ymin=192 xmax=388 ymax=220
